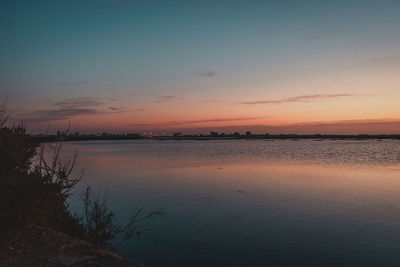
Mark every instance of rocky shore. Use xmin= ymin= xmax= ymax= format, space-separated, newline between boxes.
xmin=0 ymin=226 xmax=143 ymax=266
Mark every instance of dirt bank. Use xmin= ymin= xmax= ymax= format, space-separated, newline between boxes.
xmin=0 ymin=226 xmax=143 ymax=266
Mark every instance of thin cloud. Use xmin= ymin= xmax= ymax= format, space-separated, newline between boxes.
xmin=241 ymin=94 xmax=355 ymax=105
xmin=14 ymin=97 xmax=126 ymax=123
xmin=108 ymin=106 xmax=126 ymax=113
xmin=154 ymin=95 xmax=177 ymax=103
xmin=133 ymin=116 xmax=269 ymax=127
xmin=57 ymin=80 xmax=93 ymax=86
xmin=369 ymin=56 xmax=400 ymax=66
xmin=171 ymin=116 xmax=268 ymax=125
xmin=202 ymin=99 xmax=230 ymax=104
xmin=17 ymin=108 xmax=98 ymax=122
xmin=302 ymin=29 xmax=348 ymax=40
xmin=199 ymin=71 xmax=217 ymax=77
xmin=54 ymin=97 xmax=104 ymax=108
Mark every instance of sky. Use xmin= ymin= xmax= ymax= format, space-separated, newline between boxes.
xmin=1 ymin=0 xmax=400 ymax=134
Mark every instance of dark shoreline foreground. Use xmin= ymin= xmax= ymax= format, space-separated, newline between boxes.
xmin=32 ymin=133 xmax=400 ymax=142
xmin=1 ymin=226 xmax=143 ymax=266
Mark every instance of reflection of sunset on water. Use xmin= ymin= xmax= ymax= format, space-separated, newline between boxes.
xmin=65 ymin=139 xmax=400 ymax=265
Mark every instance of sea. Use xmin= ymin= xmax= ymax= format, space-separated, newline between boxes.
xmin=65 ymin=139 xmax=400 ymax=266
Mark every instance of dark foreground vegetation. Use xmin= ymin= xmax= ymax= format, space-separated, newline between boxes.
xmin=0 ymin=101 xmax=160 ymax=266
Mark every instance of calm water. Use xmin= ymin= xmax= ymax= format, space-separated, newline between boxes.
xmin=66 ymin=139 xmax=400 ymax=266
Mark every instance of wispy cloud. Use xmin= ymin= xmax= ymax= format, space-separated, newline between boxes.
xmin=199 ymin=71 xmax=217 ymax=77
xmin=170 ymin=116 xmax=268 ymax=125
xmin=241 ymin=93 xmax=355 ymax=105
xmin=369 ymin=56 xmax=400 ymax=66
xmin=13 ymin=97 xmax=126 ymax=123
xmin=17 ymin=108 xmax=98 ymax=122
xmin=202 ymin=99 xmax=230 ymax=104
xmin=133 ymin=116 xmax=268 ymax=127
xmin=302 ymin=29 xmax=348 ymax=40
xmin=54 ymin=97 xmax=103 ymax=108
xmin=108 ymin=106 xmax=126 ymax=112
xmin=57 ymin=80 xmax=93 ymax=86
xmin=154 ymin=95 xmax=178 ymax=103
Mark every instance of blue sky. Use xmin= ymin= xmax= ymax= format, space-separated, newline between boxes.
xmin=1 ymin=0 xmax=400 ymax=133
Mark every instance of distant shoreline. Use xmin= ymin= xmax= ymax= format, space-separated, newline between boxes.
xmin=32 ymin=134 xmax=400 ymax=142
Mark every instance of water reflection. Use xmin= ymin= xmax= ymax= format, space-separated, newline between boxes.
xmin=66 ymin=140 xmax=400 ymax=266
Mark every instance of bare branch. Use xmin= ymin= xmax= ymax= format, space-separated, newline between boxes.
xmin=0 ymin=95 xmax=8 ymax=128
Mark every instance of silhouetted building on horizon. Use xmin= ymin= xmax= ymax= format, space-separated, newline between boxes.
xmin=210 ymin=131 xmax=218 ymax=137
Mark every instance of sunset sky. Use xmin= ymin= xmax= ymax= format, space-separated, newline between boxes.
xmin=1 ymin=0 xmax=400 ymax=134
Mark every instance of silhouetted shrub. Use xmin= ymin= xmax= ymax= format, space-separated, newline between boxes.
xmin=0 ymin=100 xmax=161 ymax=250
xmin=0 ymin=123 xmax=83 ymax=241
xmin=79 ymin=186 xmax=162 ymax=250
